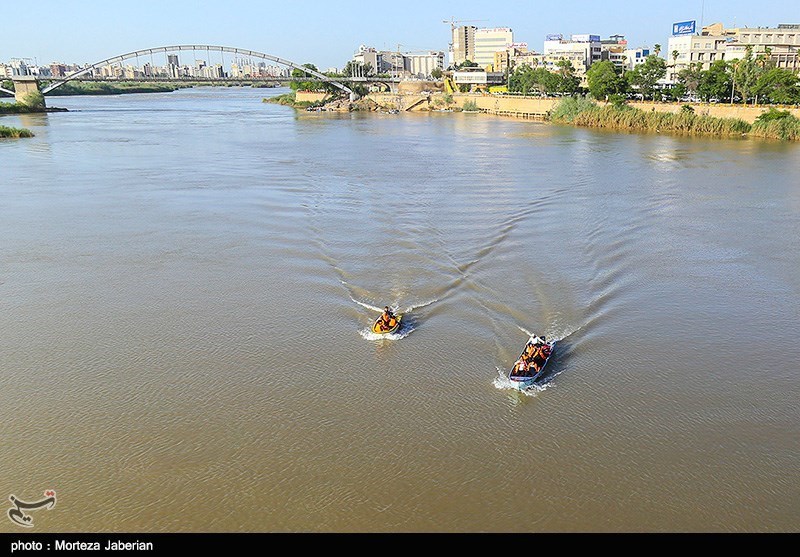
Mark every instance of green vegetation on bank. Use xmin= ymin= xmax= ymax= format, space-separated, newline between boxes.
xmin=0 ymin=125 xmax=34 ymax=138
xmin=0 ymin=91 xmax=47 ymax=113
xmin=749 ymin=108 xmax=800 ymax=140
xmin=263 ymin=91 xmax=327 ymax=109
xmin=1 ymin=101 xmax=39 ymax=114
xmin=42 ymin=81 xmax=181 ymax=96
xmin=548 ymin=96 xmax=799 ymax=140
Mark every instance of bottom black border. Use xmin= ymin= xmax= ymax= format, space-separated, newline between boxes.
xmin=0 ymin=532 xmax=775 ymax=554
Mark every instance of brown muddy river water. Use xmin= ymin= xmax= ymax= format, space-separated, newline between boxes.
xmin=2 ymin=87 xmax=799 ymax=532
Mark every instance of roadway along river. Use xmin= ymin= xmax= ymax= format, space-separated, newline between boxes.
xmin=2 ymin=87 xmax=799 ymax=532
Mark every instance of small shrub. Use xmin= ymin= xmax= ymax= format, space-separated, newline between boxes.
xmin=608 ymin=94 xmax=627 ymax=109
xmin=755 ymin=108 xmax=792 ymax=123
xmin=0 ymin=125 xmax=34 ymax=138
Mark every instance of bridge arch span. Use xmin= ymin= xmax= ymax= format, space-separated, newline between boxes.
xmin=40 ymin=45 xmax=353 ymax=96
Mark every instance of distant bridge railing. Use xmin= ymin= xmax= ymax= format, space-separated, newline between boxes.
xmin=39 ymin=45 xmax=364 ymax=96
xmin=39 ymin=75 xmax=401 ymax=85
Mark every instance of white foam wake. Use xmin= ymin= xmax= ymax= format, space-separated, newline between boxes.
xmin=350 ymin=296 xmax=384 ymax=313
xmin=492 ymin=367 xmax=551 ymax=396
xmin=359 ymin=327 xmax=413 ymax=341
xmin=402 ymin=298 xmax=438 ymax=313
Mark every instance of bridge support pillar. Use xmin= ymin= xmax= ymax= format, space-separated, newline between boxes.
xmin=12 ymin=75 xmax=44 ymax=106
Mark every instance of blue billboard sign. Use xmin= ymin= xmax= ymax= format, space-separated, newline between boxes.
xmin=672 ymin=20 xmax=696 ymax=35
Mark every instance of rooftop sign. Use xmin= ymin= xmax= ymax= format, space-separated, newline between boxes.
xmin=672 ymin=20 xmax=696 ymax=36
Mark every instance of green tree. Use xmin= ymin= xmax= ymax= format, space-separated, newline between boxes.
xmin=289 ymin=63 xmax=322 ymax=91
xmin=626 ymin=55 xmax=667 ymax=100
xmin=586 ymin=60 xmax=626 ymax=100
xmin=458 ymin=59 xmax=478 ymax=69
xmin=508 ymin=64 xmax=534 ymax=94
xmin=756 ymin=47 xmax=774 ymax=71
xmin=537 ymin=68 xmax=561 ymax=95
xmin=731 ymin=45 xmax=760 ymax=104
xmin=753 ymin=68 xmax=800 ymax=105
xmin=653 ymin=44 xmax=662 ymax=58
xmin=509 ymin=64 xmax=566 ymax=96
xmin=697 ymin=61 xmax=732 ymax=102
xmin=555 ymin=59 xmax=580 ymax=94
xmin=676 ymin=62 xmax=703 ymax=98
xmin=430 ymin=67 xmax=443 ymax=80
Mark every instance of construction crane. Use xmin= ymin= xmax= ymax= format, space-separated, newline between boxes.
xmin=443 ymin=18 xmax=488 ymax=50
xmin=442 ymin=18 xmax=488 ymax=69
xmin=442 ymin=17 xmax=488 ymax=32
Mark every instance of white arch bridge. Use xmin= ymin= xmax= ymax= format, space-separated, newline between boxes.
xmin=0 ymin=44 xmax=393 ymax=101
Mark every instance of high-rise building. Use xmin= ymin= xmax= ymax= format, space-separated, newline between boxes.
xmin=167 ymin=54 xmax=179 ymax=66
xmin=474 ymin=28 xmax=513 ymax=69
xmin=451 ymin=25 xmax=477 ymax=66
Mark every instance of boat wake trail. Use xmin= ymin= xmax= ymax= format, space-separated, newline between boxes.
xmin=358 ymin=327 xmax=413 ymax=341
xmin=517 ymin=324 xmax=582 ymax=344
xmin=492 ymin=367 xmax=551 ymax=396
xmin=401 ymin=299 xmax=438 ymax=313
xmin=350 ymin=295 xmax=385 ymax=314
xmin=349 ymin=294 xmax=434 ymax=341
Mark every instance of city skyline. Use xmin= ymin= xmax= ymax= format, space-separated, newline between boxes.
xmin=2 ymin=0 xmax=796 ymax=70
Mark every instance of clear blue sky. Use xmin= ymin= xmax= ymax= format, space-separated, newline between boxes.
xmin=2 ymin=0 xmax=795 ymax=68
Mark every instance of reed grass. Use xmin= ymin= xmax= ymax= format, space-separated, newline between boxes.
xmin=0 ymin=125 xmax=34 ymax=138
xmin=549 ymin=97 xmax=753 ymax=138
xmin=749 ymin=109 xmax=800 ymax=141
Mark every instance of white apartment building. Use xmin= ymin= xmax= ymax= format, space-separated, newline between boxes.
xmin=544 ymin=34 xmax=602 ymax=71
xmin=736 ymin=24 xmax=800 ymax=71
xmin=407 ymin=51 xmax=445 ymax=79
xmin=474 ymin=27 xmax=514 ymax=69
xmin=667 ymin=22 xmax=800 ymax=82
xmin=624 ymin=48 xmax=652 ymax=70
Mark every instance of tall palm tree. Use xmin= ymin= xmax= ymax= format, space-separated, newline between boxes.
xmin=654 ymin=44 xmax=662 ymax=58
xmin=671 ymin=50 xmax=680 ymax=83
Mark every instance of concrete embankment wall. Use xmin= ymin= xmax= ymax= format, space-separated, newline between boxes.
xmin=365 ymin=91 xmax=799 ymax=124
xmin=296 ymin=91 xmax=330 ymax=104
xmin=452 ymin=94 xmax=556 ymax=119
xmin=364 ymin=92 xmax=557 ymax=117
xmin=624 ymin=101 xmax=800 ymax=124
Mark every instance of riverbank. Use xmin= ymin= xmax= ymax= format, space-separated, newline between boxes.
xmin=549 ymin=97 xmax=800 ymax=141
xmin=296 ymin=90 xmax=800 ymax=141
xmin=1 ymin=102 xmax=68 ymax=114
xmin=0 ymin=125 xmax=34 ymax=138
xmin=43 ymin=81 xmax=182 ymax=96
